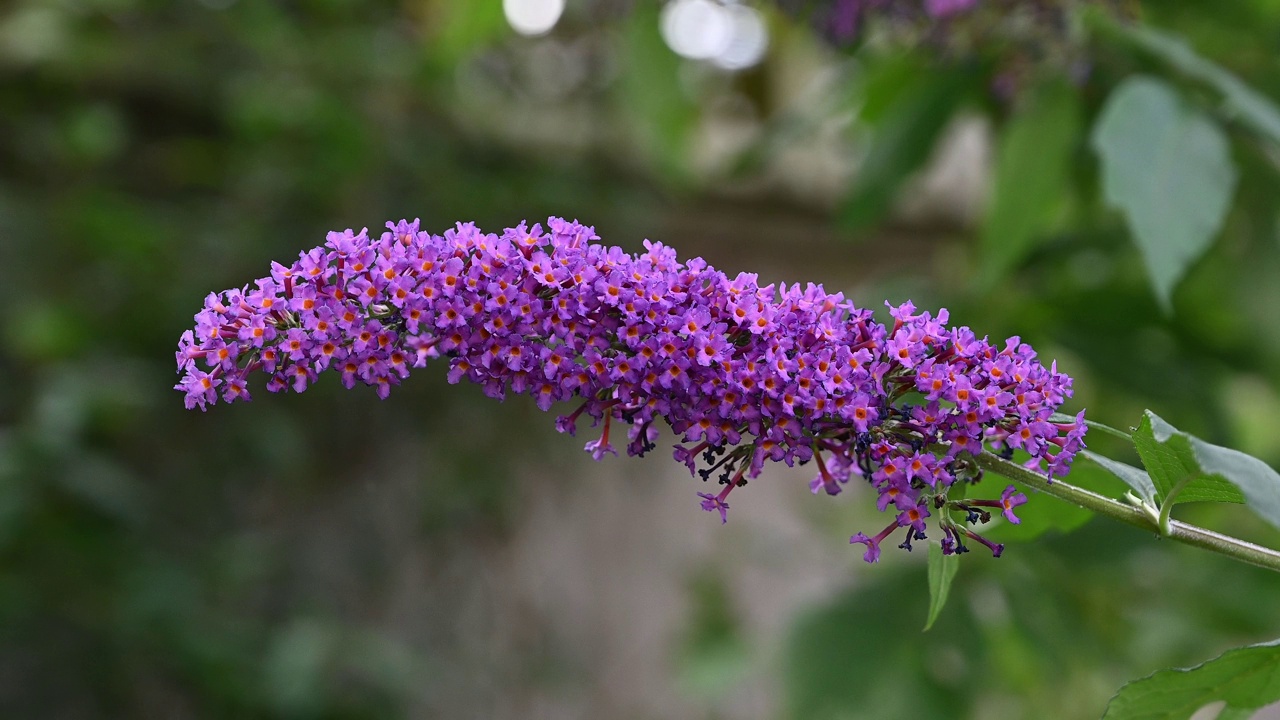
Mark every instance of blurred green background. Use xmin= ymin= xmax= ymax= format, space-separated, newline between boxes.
xmin=3 ymin=1 xmax=1280 ymax=718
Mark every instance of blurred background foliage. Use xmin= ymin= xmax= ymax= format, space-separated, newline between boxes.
xmin=2 ymin=0 xmax=1280 ymax=718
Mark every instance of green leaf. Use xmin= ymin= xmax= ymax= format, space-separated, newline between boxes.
xmin=1099 ymin=18 xmax=1280 ymax=148
xmin=982 ymin=76 xmax=1080 ymax=281
xmin=923 ymin=542 xmax=959 ymax=632
xmin=1090 ymin=76 xmax=1238 ymax=313
xmin=1103 ymin=639 xmax=1280 ymax=720
xmin=839 ymin=68 xmax=972 ymax=232
xmin=856 ymin=53 xmax=929 ymax=125
xmin=1133 ymin=411 xmax=1248 ymax=508
xmin=1135 ymin=412 xmax=1280 ymax=533
xmin=1082 ymin=451 xmax=1158 ymax=506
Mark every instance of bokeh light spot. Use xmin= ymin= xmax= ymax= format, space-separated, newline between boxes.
xmin=660 ymin=0 xmax=733 ymax=61
xmin=503 ymin=0 xmax=566 ymax=37
xmin=712 ymin=4 xmax=768 ymax=70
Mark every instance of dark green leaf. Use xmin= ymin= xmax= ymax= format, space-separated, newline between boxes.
xmin=1090 ymin=76 xmax=1238 ymax=313
xmin=923 ymin=541 xmax=959 ymax=632
xmin=982 ymin=76 xmax=1080 ymax=281
xmin=856 ymin=52 xmax=929 ymax=124
xmin=1103 ymin=639 xmax=1280 ymax=720
xmin=839 ymin=68 xmax=971 ymax=232
xmin=1133 ymin=411 xmax=1248 ymax=507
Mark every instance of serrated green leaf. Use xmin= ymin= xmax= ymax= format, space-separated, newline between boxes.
xmin=982 ymin=76 xmax=1080 ymax=281
xmin=1103 ymin=639 xmax=1280 ymax=720
xmin=923 ymin=542 xmax=959 ymax=632
xmin=1082 ymin=450 xmax=1158 ymax=506
xmin=1090 ymin=76 xmax=1238 ymax=313
xmin=839 ymin=69 xmax=971 ymax=232
xmin=1133 ymin=412 xmax=1248 ymax=507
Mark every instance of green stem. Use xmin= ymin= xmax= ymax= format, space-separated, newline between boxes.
xmin=1082 ymin=419 xmax=1134 ymax=443
xmin=1052 ymin=413 xmax=1133 ymax=443
xmin=974 ymin=452 xmax=1280 ymax=574
xmin=1157 ymin=477 xmax=1192 ymax=537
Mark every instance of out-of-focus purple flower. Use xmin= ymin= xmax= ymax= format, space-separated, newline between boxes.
xmin=924 ymin=0 xmax=977 ymax=18
xmin=175 ymin=217 xmax=1087 ymax=562
xmin=790 ymin=0 xmax=980 ymax=44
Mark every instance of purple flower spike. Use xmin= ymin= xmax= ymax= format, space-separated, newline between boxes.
xmin=176 ymin=216 xmax=1087 ymax=561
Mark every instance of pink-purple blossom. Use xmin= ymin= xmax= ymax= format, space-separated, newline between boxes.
xmin=175 ymin=217 xmax=1086 ymax=561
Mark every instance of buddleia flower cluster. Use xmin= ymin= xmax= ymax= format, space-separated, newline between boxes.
xmin=175 ymin=217 xmax=1086 ymax=561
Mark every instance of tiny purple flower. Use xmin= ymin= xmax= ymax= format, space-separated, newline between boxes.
xmin=697 ymin=492 xmax=730 ymax=524
xmin=1000 ymin=485 xmax=1028 ymax=524
xmin=850 ymin=521 xmax=897 ymax=564
xmin=896 ymin=500 xmax=931 ymax=534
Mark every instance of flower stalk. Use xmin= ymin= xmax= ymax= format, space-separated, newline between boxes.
xmin=975 ymin=452 xmax=1280 ymax=574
